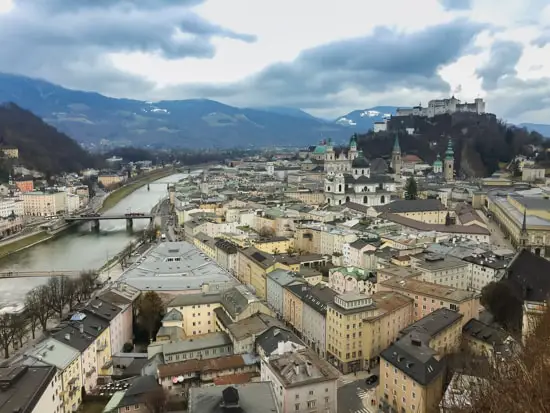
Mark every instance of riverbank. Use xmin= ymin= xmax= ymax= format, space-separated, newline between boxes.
xmin=99 ymin=167 xmax=175 ymax=212
xmin=0 ymin=231 xmax=53 ymax=259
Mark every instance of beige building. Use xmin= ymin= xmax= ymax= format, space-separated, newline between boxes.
xmin=410 ymin=252 xmax=471 ymax=290
xmin=193 ymin=232 xmax=217 ymax=259
xmin=522 ymin=167 xmax=545 ymax=182
xmin=237 ymin=247 xmax=289 ymax=299
xmin=1 ymin=146 xmax=18 ymax=158
xmin=23 ymin=190 xmax=66 ymax=216
xmin=326 ymin=291 xmax=414 ymax=373
xmin=378 ymin=276 xmax=479 ymax=325
xmin=285 ymin=189 xmax=326 ymax=205
xmin=98 ymin=174 xmax=125 ymax=188
xmin=373 ymin=199 xmax=447 ymax=224
xmin=462 ymin=318 xmax=517 ymax=360
xmin=166 ymin=293 xmax=222 ymax=337
xmin=254 ymin=236 xmax=293 ymax=254
xmin=294 ymin=223 xmax=357 ymax=255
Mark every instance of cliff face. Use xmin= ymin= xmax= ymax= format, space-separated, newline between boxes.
xmin=358 ymin=113 xmax=547 ymax=177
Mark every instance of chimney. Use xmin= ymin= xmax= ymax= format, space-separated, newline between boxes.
xmin=294 ymin=362 xmax=300 ymax=376
xmin=79 ymin=324 xmax=84 ymax=334
xmin=305 ymin=361 xmax=312 ymax=376
xmin=64 ymin=333 xmax=70 ymax=341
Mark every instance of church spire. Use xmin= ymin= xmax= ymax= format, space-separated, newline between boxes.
xmin=393 ymin=133 xmax=400 ymax=153
xmin=521 ymin=208 xmax=527 ymax=233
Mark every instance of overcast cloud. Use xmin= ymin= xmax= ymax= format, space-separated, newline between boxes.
xmin=0 ymin=0 xmax=550 ymax=122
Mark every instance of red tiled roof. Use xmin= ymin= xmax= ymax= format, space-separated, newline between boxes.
xmin=157 ymin=355 xmax=247 ymax=378
xmin=213 ymin=372 xmax=259 ymax=385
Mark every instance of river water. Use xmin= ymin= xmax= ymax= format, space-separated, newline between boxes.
xmin=0 ymin=173 xmax=187 ymax=306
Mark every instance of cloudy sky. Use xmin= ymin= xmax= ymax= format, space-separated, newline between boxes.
xmin=1 ymin=0 xmax=549 ymax=122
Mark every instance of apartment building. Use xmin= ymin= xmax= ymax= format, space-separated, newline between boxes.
xmin=378 ymin=335 xmax=445 ymax=413
xmin=98 ymin=174 xmax=125 ymax=188
xmin=462 ymin=252 xmax=510 ymax=292
xmin=254 ymin=236 xmax=293 ymax=254
xmin=326 ymin=291 xmax=414 ymax=373
xmin=15 ymin=178 xmax=33 ymax=193
xmin=25 ymin=338 xmax=83 ymax=413
xmin=343 ymin=238 xmax=377 ymax=266
xmin=193 ymin=232 xmax=217 ymax=259
xmin=294 ymin=223 xmax=357 ymax=255
xmin=23 ymin=190 xmax=66 ymax=216
xmin=237 ymin=247 xmax=289 ymax=299
xmin=188 ymin=383 xmax=280 ymax=413
xmin=261 ymin=348 xmax=339 ymax=413
xmin=462 ymin=318 xmax=517 ymax=360
xmin=378 ymin=276 xmax=479 ymax=325
xmin=378 ymin=308 xmax=464 ymax=413
xmin=373 ymin=199 xmax=447 ymax=224
xmin=399 ymin=308 xmax=463 ymax=356
xmin=410 ymin=253 xmax=471 ymax=290
xmin=0 ymin=364 xmax=60 ymax=413
xmin=267 ymin=269 xmax=305 ymax=315
xmin=214 ymin=238 xmax=239 ymax=275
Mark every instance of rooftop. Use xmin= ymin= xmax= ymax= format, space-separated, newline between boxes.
xmin=227 ymin=314 xmax=284 ymax=341
xmin=380 ymin=276 xmax=478 ymax=303
xmin=381 ymin=334 xmax=444 ymax=386
xmin=255 ymin=327 xmax=305 ymax=356
xmin=267 ymin=348 xmax=339 ymax=388
xmin=0 ymin=365 xmax=56 ymax=413
xmin=167 ymin=292 xmax=222 ymax=308
xmin=120 ymin=241 xmax=237 ymax=292
xmin=462 ymin=318 xmax=512 ymax=348
xmin=382 ymin=213 xmax=490 ymax=236
xmin=506 ymin=249 xmax=550 ymax=302
xmin=399 ymin=308 xmax=463 ymax=343
xmin=267 ymin=269 xmax=304 ymax=287
xmin=412 ymin=253 xmax=469 ymax=271
xmin=158 ymin=354 xmax=257 ymax=378
xmin=160 ymin=332 xmax=232 ymax=356
xmin=24 ymin=337 xmax=80 ymax=370
xmin=188 ymin=382 xmax=280 ymax=413
xmin=375 ymin=199 xmax=445 ymax=214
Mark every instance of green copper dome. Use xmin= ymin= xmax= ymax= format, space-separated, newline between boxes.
xmin=445 ymin=139 xmax=454 ymax=160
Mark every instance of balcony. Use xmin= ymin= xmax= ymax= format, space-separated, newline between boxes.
xmin=96 ymin=342 xmax=107 ymax=352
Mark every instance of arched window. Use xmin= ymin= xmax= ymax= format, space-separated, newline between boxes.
xmin=327 ymin=199 xmax=331 ymax=205
xmin=363 ymin=196 xmax=368 ymax=204
xmin=327 ymin=186 xmax=331 ymax=192
xmin=338 ymin=184 xmax=342 ymax=192
xmin=362 ymin=169 xmax=365 ymax=175
xmin=338 ymin=199 xmax=342 ymax=205
xmin=346 ymin=196 xmax=350 ymax=203
xmin=535 ymin=248 xmax=542 ymax=256
xmin=355 ymin=169 xmax=358 ymax=175
xmin=380 ymin=195 xmax=386 ymax=204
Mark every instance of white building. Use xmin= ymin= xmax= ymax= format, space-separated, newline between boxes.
xmin=328 ymin=266 xmax=377 ymax=295
xmin=267 ymin=269 xmax=304 ymax=315
xmin=462 ymin=252 xmax=510 ymax=292
xmin=66 ymin=193 xmax=81 ymax=214
xmin=410 ymin=253 xmax=471 ymax=290
xmin=373 ymin=120 xmax=387 ymax=133
xmin=396 ymin=96 xmax=486 ymax=118
xmin=343 ymin=238 xmax=377 ymax=266
xmin=260 ymin=348 xmax=339 ymax=413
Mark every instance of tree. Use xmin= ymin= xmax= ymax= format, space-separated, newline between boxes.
xmin=404 ymin=176 xmax=418 ymax=200
xmin=79 ymin=271 xmax=99 ymax=299
xmin=443 ymin=303 xmax=550 ymax=413
xmin=136 ymin=292 xmax=164 ymax=342
xmin=25 ymin=285 xmax=52 ymax=333
xmin=259 ymin=226 xmax=274 ymax=238
xmin=12 ymin=314 xmax=27 ymax=349
xmin=0 ymin=314 xmax=16 ymax=358
xmin=481 ymin=281 xmax=522 ymax=334
xmin=46 ymin=276 xmax=72 ymax=319
xmin=123 ymin=342 xmax=134 ymax=353
xmin=142 ymin=386 xmax=169 ymax=413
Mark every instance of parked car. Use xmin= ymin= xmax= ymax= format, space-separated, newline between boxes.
xmin=365 ymin=375 xmax=378 ymax=386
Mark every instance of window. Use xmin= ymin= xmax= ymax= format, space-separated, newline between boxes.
xmin=134 ymin=405 xmax=140 ymax=410
xmin=295 ymin=403 xmax=300 ymax=411
xmin=308 ymin=400 xmax=316 ymax=408
xmin=295 ymin=394 xmax=300 ymax=400
xmin=325 ymin=397 xmax=329 ymax=405
xmin=309 ymin=390 xmax=314 ymax=395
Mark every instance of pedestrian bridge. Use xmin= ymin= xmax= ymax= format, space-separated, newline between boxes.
xmin=64 ymin=213 xmax=154 ymax=222
xmin=0 ymin=270 xmax=89 ymax=279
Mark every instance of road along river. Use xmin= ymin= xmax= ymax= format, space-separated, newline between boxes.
xmin=0 ymin=173 xmax=188 ymax=307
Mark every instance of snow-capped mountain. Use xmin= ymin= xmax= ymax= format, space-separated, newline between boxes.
xmin=335 ymin=106 xmax=401 ymax=131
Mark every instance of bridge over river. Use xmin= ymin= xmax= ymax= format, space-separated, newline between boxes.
xmin=0 ymin=270 xmax=91 ymax=279
xmin=64 ymin=213 xmax=154 ymax=229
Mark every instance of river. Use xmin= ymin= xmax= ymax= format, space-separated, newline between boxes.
xmin=0 ymin=173 xmax=188 ymax=307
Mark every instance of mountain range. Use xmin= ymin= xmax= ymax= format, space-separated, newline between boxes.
xmin=0 ymin=73 xmax=548 ymax=149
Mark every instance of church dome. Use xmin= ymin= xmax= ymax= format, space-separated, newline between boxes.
xmin=352 ymin=157 xmax=370 ymax=168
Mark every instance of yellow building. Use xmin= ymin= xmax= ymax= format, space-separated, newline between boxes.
xmin=193 ymin=232 xmax=217 ymax=259
xmin=98 ymin=173 xmax=125 ymax=188
xmin=377 ymin=308 xmax=463 ymax=413
xmin=1 ymin=146 xmax=18 ymax=158
xmin=96 ymin=327 xmax=112 ymax=377
xmin=378 ymin=276 xmax=479 ymax=325
xmin=26 ymin=338 xmax=83 ymax=413
xmin=253 ymin=236 xmax=293 ymax=254
xmin=166 ymin=294 xmax=222 ymax=337
xmin=236 ymin=247 xmax=289 ymax=299
xmin=487 ymin=192 xmax=550 ymax=256
xmin=285 ymin=189 xmax=326 ymax=205
xmin=462 ymin=318 xmax=517 ymax=359
xmin=283 ymin=281 xmax=306 ymax=332
xmin=326 ymin=291 xmax=414 ymax=373
xmin=374 ymin=199 xmax=448 ymax=224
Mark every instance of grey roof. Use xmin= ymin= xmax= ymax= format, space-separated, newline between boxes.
xmin=24 ymin=337 xmax=80 ymax=370
xmin=50 ymin=312 xmax=110 ymax=352
xmin=167 ymin=292 xmax=222 ymax=308
xmin=381 ymin=334 xmax=445 ymax=386
xmin=221 ymin=285 xmax=259 ymax=319
xmin=412 ymin=253 xmax=469 ymax=271
xmin=0 ymin=365 xmax=56 ymax=413
xmin=375 ymin=199 xmax=445 ymax=213
xmin=161 ymin=332 xmax=232 ymax=355
xmin=83 ymin=297 xmax=122 ymax=322
xmin=344 ymin=174 xmax=394 ymax=184
xmin=370 ymin=158 xmax=389 ymax=174
xmin=188 ymin=382 xmax=280 ymax=413
xmin=506 ymin=249 xmax=550 ymax=302
xmin=227 ymin=314 xmax=284 ymax=341
xmin=162 ymin=309 xmax=183 ymax=322
xmin=462 ymin=318 xmax=511 ymax=347
xmin=351 ymin=157 xmax=370 ymax=168
xmin=214 ymin=239 xmax=238 ymax=254
xmin=116 ymin=376 xmax=159 ymax=409
xmin=120 ymin=241 xmax=237 ymax=292
xmin=298 ymin=284 xmax=338 ymax=315
xmin=399 ymin=308 xmax=463 ymax=343
xmin=255 ymin=326 xmax=304 ymax=356
xmin=267 ymin=269 xmax=304 ymax=287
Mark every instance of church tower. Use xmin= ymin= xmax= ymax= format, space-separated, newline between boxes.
xmin=519 ymin=209 xmax=529 ymax=249
xmin=391 ymin=134 xmax=402 ymax=177
xmin=444 ymin=138 xmax=455 ymax=181
xmin=349 ymin=134 xmax=358 ymax=160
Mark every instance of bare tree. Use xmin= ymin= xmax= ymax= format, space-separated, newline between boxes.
xmin=25 ymin=286 xmax=52 ymax=333
xmin=79 ymin=271 xmax=99 ymax=299
xmin=46 ymin=276 xmax=71 ymax=319
xmin=12 ymin=314 xmax=27 ymax=349
xmin=0 ymin=314 xmax=15 ymax=358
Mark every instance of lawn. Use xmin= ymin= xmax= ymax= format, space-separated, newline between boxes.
xmin=0 ymin=231 xmax=51 ymax=258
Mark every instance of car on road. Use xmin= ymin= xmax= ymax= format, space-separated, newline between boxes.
xmin=365 ymin=375 xmax=378 ymax=386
